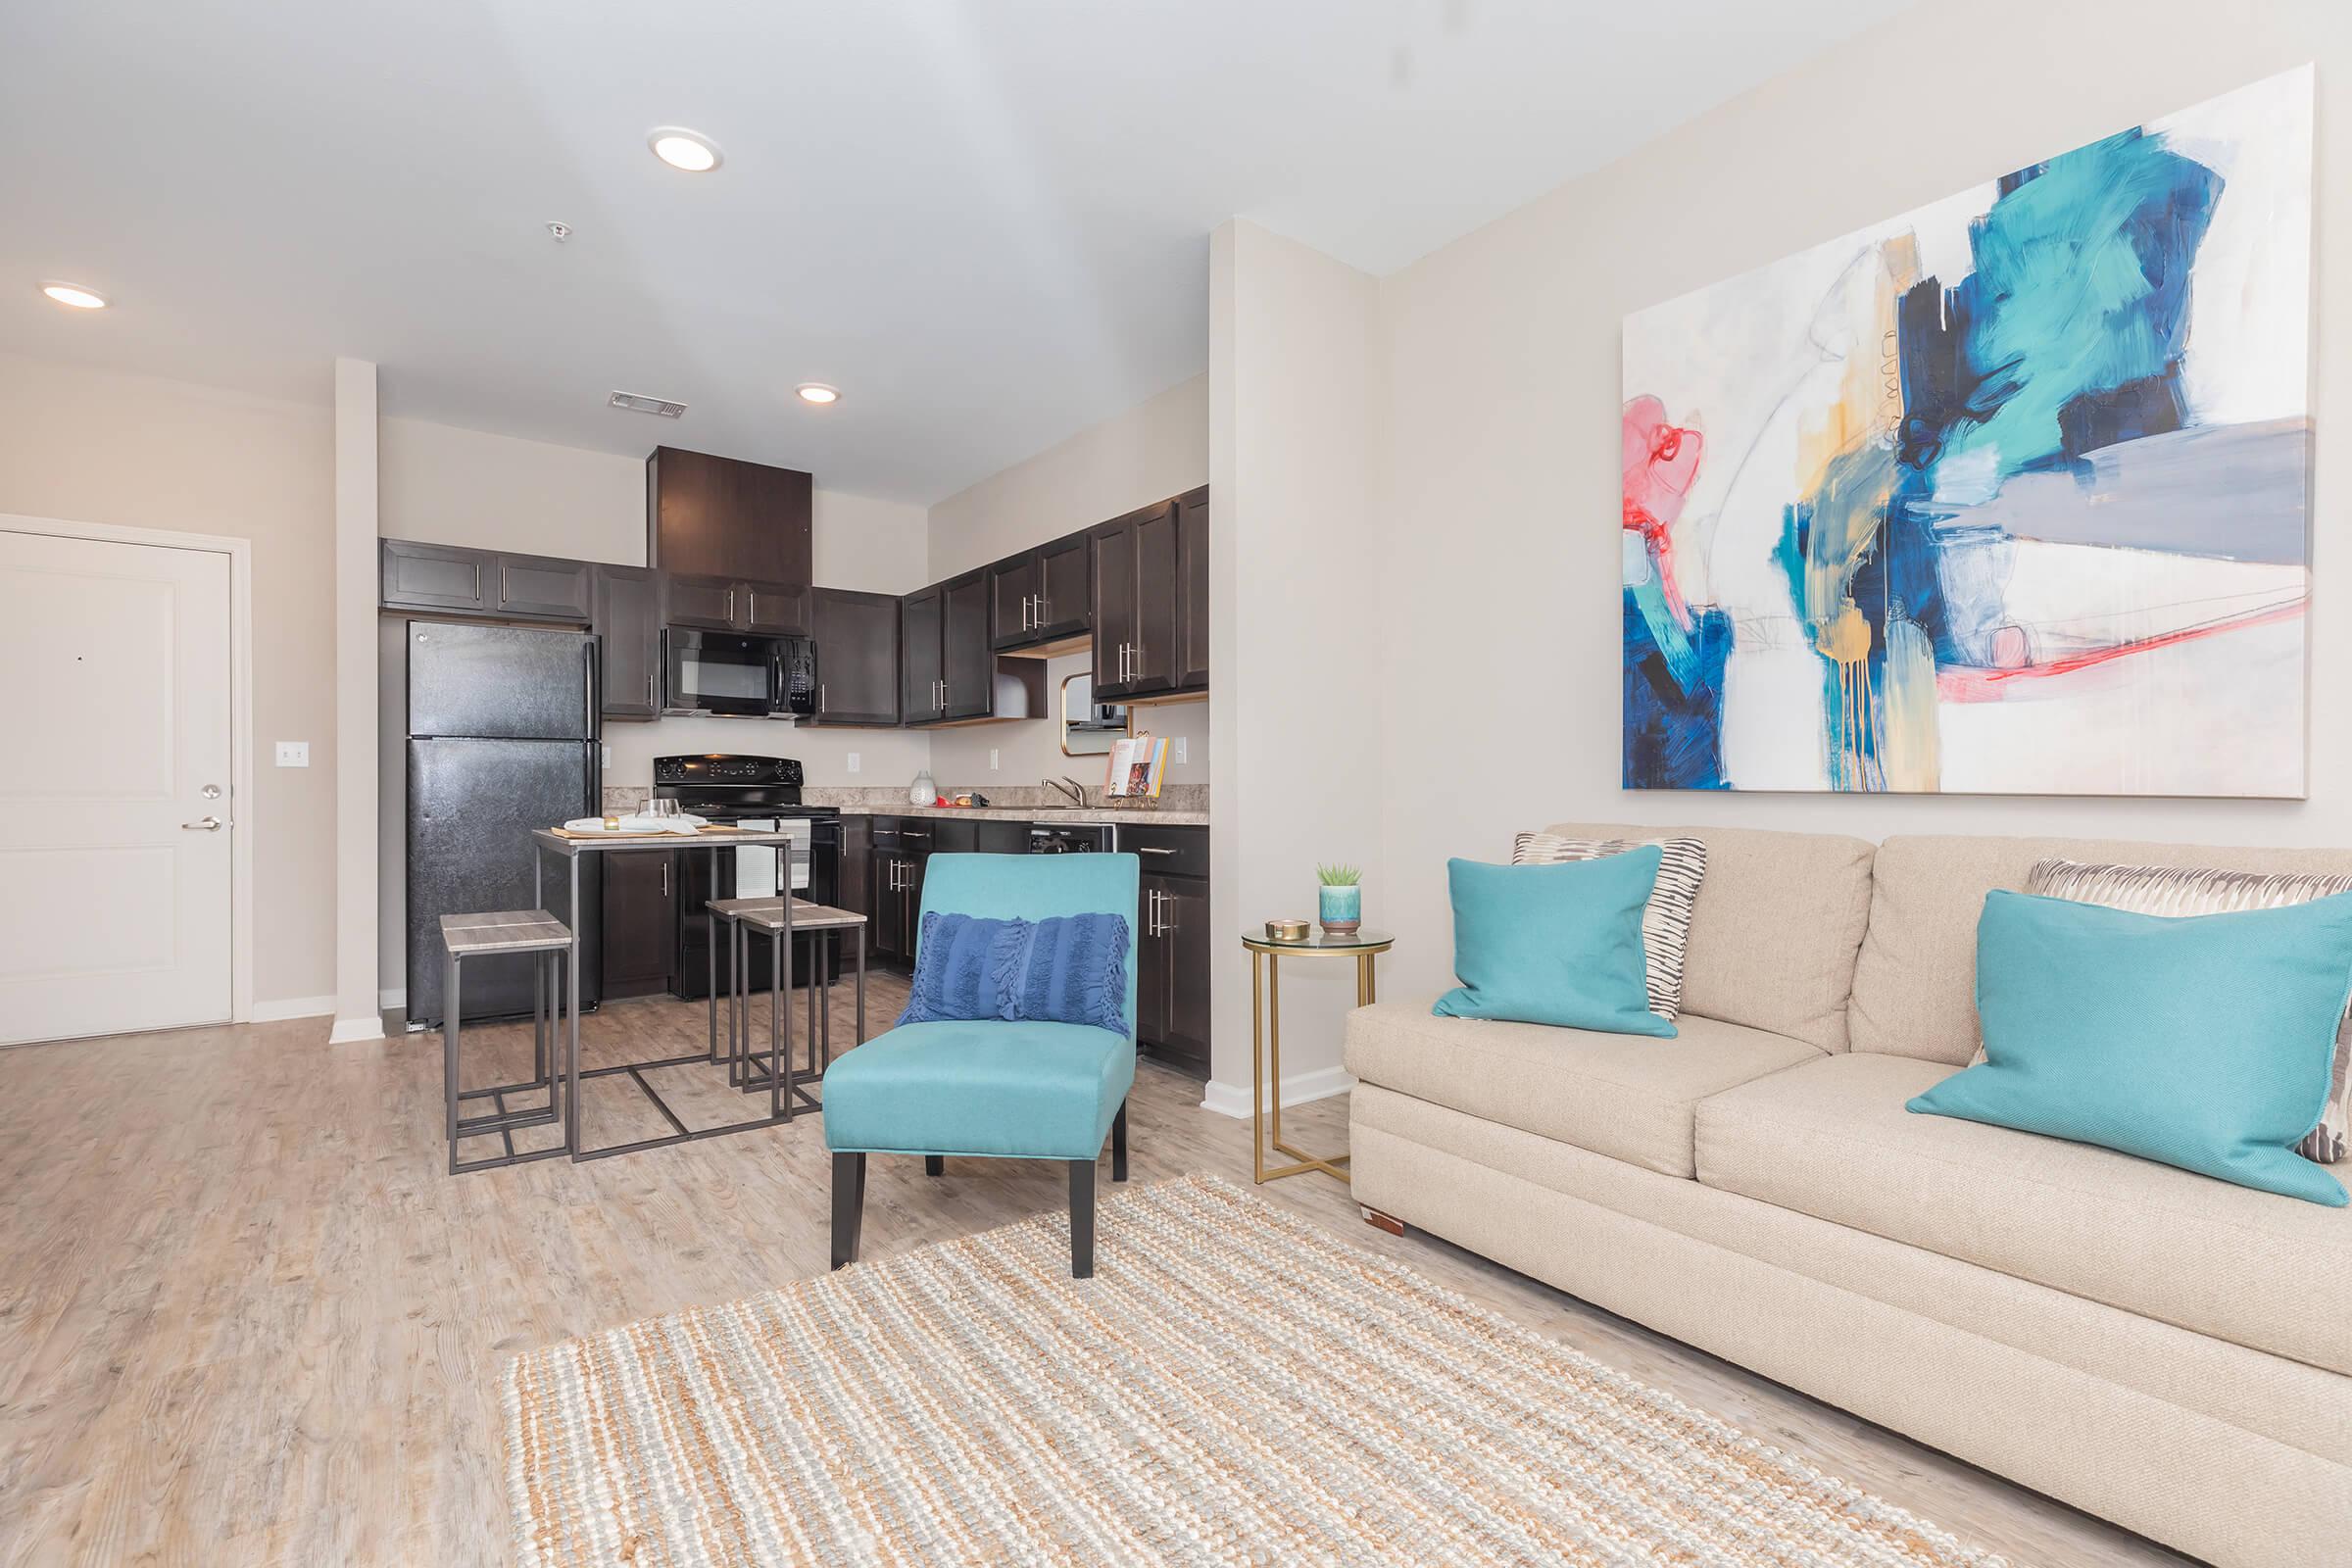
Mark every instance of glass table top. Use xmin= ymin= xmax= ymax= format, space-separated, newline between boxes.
xmin=1242 ymin=926 xmax=1395 ymax=952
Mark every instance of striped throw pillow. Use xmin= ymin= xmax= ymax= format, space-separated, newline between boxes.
xmin=1512 ymin=833 xmax=1707 ymax=1021
xmin=1988 ymin=858 xmax=2352 ymax=1165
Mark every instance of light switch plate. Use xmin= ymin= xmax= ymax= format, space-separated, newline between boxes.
xmin=274 ymin=741 xmax=309 ymax=767
xmin=601 ymin=745 xmax=612 ymax=768
xmin=989 ymin=748 xmax=1000 ymax=770
xmin=847 ymin=753 xmax=860 ymax=774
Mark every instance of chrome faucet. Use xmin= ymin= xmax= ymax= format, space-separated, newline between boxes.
xmin=1044 ymin=776 xmax=1087 ymax=808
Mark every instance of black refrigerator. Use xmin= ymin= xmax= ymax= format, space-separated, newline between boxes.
xmin=404 ymin=620 xmax=601 ymax=1028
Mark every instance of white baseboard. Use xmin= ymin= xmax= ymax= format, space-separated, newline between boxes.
xmin=249 ymin=994 xmax=336 ymax=1022
xmin=328 ymin=1015 xmax=386 ymax=1045
xmin=1200 ymin=1065 xmax=1355 ymax=1120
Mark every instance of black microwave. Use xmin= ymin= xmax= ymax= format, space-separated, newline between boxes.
xmin=662 ymin=628 xmax=817 ymax=717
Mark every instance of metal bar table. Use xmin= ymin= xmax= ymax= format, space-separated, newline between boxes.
xmin=1241 ymin=927 xmax=1394 ymax=1184
xmin=530 ymin=825 xmax=815 ymax=1162
xmin=708 ymin=897 xmax=868 ymax=1119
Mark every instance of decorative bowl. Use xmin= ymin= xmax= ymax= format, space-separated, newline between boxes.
xmin=1264 ymin=918 xmax=1311 ymax=942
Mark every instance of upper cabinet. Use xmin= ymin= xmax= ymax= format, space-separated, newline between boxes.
xmin=646 ymin=446 xmax=812 ymax=589
xmin=663 ymin=571 xmax=810 ymax=636
xmin=381 ymin=540 xmax=591 ymax=623
xmin=1092 ymin=488 xmax=1206 ymax=701
xmin=990 ymin=528 xmax=1093 ymax=651
xmin=810 ymin=587 xmax=900 ymax=726
xmin=899 ymin=569 xmax=1044 ymax=727
xmin=592 ymin=564 xmax=663 ymax=720
xmin=1174 ymin=486 xmax=1209 ymax=691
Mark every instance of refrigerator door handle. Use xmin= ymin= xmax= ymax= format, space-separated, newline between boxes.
xmin=582 ymin=634 xmax=600 ymax=740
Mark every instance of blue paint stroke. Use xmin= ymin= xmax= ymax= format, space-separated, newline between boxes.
xmin=1623 ymin=590 xmax=1732 ymax=790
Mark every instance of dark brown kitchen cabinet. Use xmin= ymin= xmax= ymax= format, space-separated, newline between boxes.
xmin=901 ymin=586 xmax=945 ymax=722
xmin=1133 ymin=824 xmax=1210 ymax=1080
xmin=1089 ymin=491 xmax=1208 ymax=700
xmin=381 ymin=539 xmax=590 ymax=623
xmin=838 ymin=816 xmax=871 ymax=919
xmin=646 ymin=446 xmax=812 ymax=589
xmin=1174 ymin=486 xmax=1209 ymax=691
xmin=988 ymin=553 xmax=1038 ymax=651
xmin=592 ymin=564 xmax=662 ymax=720
xmin=665 ymin=572 xmax=809 ymax=636
xmin=602 ymin=849 xmax=677 ymax=999
xmin=870 ymin=820 xmax=927 ymax=965
xmin=810 ymin=587 xmax=900 ymax=726
xmin=940 ymin=569 xmax=994 ymax=719
xmin=382 ymin=539 xmax=491 ymax=612
xmin=990 ymin=530 xmax=1093 ymax=651
xmin=494 ymin=553 xmax=594 ymax=621
xmin=1090 ymin=513 xmax=1144 ymax=699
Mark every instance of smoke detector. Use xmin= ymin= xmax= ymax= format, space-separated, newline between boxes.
xmin=609 ymin=390 xmax=686 ymax=418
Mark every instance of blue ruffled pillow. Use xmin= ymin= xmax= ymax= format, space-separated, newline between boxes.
xmin=1004 ymin=912 xmax=1131 ymax=1039
xmin=897 ymin=911 xmax=1030 ymax=1026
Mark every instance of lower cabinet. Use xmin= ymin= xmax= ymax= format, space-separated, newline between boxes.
xmin=602 ymin=849 xmax=677 ymax=1000
xmin=1132 ymin=826 xmax=1210 ymax=1079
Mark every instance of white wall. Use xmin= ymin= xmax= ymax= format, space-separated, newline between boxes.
xmin=0 ymin=351 xmax=337 ymax=1010
xmin=924 ymin=374 xmax=1213 ymax=791
xmin=927 ymin=374 xmax=1208 ymax=580
xmin=1372 ymin=0 xmax=2352 ymax=1002
xmin=372 ymin=417 xmax=933 ymax=996
xmin=1206 ymin=220 xmax=1385 ymax=1107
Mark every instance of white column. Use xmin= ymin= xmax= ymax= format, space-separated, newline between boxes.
xmin=329 ymin=358 xmax=383 ymax=1044
xmin=1202 ymin=220 xmax=1385 ymax=1116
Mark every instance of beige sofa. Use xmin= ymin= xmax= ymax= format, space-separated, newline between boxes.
xmin=1345 ymin=822 xmax=2352 ymax=1567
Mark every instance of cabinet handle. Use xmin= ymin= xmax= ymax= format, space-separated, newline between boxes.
xmin=661 ymin=860 xmax=669 ymax=898
xmin=726 ymin=586 xmax=737 ymax=624
xmin=1135 ymin=846 xmax=1177 ymax=856
xmin=1036 ymin=593 xmax=1049 ymax=626
xmin=646 ymin=672 xmax=656 ymax=709
xmin=1146 ymin=888 xmax=1161 ymax=936
xmin=819 ymin=683 xmax=827 ymax=714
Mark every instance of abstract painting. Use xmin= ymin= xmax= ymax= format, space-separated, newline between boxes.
xmin=1621 ymin=68 xmax=2313 ymax=797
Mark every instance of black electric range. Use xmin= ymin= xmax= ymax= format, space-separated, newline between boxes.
xmin=652 ymin=755 xmax=843 ymax=1000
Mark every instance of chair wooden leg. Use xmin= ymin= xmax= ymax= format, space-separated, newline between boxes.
xmin=1110 ymin=1101 xmax=1129 ymax=1184
xmin=831 ymin=1152 xmax=866 ymax=1270
xmin=924 ymin=1154 xmax=944 ymax=1177
xmin=1068 ymin=1159 xmax=1097 ymax=1278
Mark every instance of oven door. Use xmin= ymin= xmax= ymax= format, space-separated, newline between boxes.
xmin=664 ymin=628 xmax=781 ymax=716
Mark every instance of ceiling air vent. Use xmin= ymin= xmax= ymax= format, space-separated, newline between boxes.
xmin=609 ymin=390 xmax=687 ymax=418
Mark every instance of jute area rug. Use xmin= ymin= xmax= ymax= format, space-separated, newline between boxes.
xmin=505 ymin=1173 xmax=2003 ymax=1567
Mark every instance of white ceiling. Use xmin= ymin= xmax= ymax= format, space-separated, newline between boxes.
xmin=0 ymin=0 xmax=1914 ymax=505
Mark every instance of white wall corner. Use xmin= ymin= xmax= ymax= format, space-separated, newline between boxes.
xmin=332 ymin=358 xmax=381 ymax=1044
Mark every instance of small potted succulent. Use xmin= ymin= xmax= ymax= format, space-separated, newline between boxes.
xmin=1316 ymin=863 xmax=1362 ymax=936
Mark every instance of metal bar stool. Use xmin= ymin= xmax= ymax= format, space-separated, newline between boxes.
xmin=707 ymin=897 xmax=869 ymax=1120
xmin=440 ymin=910 xmax=574 ymax=1174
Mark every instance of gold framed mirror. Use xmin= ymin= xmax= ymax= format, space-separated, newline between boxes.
xmin=1059 ymin=670 xmax=1128 ymax=757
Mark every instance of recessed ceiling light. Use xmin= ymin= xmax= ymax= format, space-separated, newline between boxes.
xmin=41 ymin=282 xmax=107 ymax=310
xmin=795 ymin=383 xmax=840 ymax=406
xmin=648 ymin=127 xmax=722 ymax=172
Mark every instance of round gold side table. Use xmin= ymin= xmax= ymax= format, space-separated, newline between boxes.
xmin=1241 ymin=928 xmax=1394 ymax=1183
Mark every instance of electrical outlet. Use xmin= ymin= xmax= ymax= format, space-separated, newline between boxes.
xmin=601 ymin=745 xmax=612 ymax=768
xmin=989 ymin=748 xmax=1000 ymax=770
xmin=847 ymin=753 xmax=860 ymax=774
xmin=1173 ymin=737 xmax=1188 ymax=764
xmin=274 ymin=741 xmax=309 ymax=767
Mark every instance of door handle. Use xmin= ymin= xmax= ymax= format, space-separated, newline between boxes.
xmin=181 ymin=815 xmax=226 ymax=832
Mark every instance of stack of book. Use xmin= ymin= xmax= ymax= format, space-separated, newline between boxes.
xmin=1105 ymin=733 xmax=1169 ymax=799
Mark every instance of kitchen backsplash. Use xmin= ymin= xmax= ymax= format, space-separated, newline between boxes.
xmin=605 ymin=782 xmax=1207 ymax=815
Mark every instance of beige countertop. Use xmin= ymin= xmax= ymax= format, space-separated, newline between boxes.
xmin=832 ymin=803 xmax=1208 ymax=827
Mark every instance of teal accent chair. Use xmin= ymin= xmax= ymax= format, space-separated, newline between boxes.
xmin=824 ymin=852 xmax=1140 ymax=1278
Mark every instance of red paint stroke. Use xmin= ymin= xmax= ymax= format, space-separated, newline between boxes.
xmin=1936 ymin=599 xmax=2306 ymax=702
xmin=1624 ymin=395 xmax=1703 ymax=626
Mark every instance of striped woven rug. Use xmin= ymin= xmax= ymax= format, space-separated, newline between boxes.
xmin=505 ymin=1173 xmax=2002 ymax=1567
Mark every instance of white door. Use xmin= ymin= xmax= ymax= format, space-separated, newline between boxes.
xmin=0 ymin=529 xmax=234 ymax=1044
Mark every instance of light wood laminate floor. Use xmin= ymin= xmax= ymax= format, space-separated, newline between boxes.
xmin=1 ymin=980 xmax=2188 ymax=1566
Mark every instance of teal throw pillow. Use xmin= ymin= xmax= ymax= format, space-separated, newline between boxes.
xmin=1433 ymin=848 xmax=1673 ymax=1037
xmin=1909 ymin=890 xmax=2352 ymax=1206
